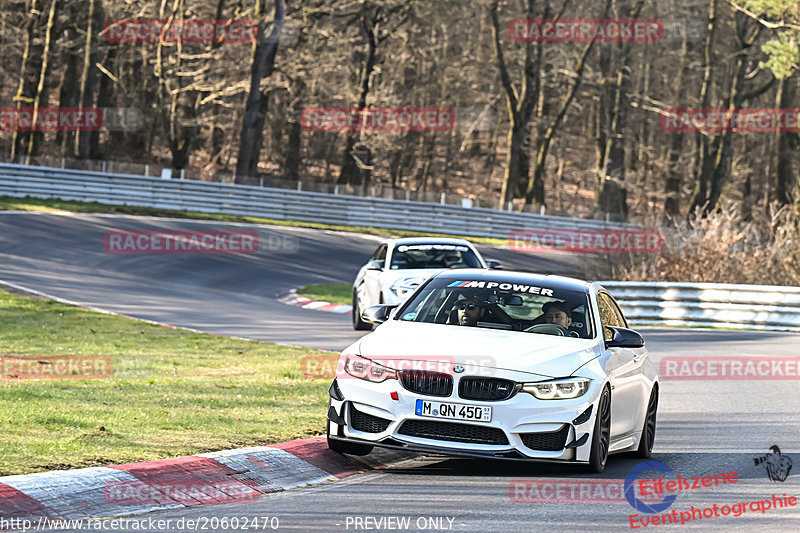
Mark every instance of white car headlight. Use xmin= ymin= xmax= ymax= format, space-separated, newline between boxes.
xmin=522 ymin=378 xmax=590 ymax=400
xmin=344 ymin=355 xmax=398 ymax=383
xmin=389 ymin=277 xmax=424 ymax=298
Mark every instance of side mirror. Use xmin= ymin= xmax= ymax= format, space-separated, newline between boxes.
xmin=605 ymin=326 xmax=645 ymax=349
xmin=487 ymin=259 xmax=503 ymax=270
xmin=361 ymin=304 xmax=398 ymax=325
xmin=366 ymin=259 xmax=384 ymax=271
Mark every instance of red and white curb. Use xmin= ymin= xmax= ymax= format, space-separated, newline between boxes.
xmin=0 ymin=437 xmax=414 ymax=521
xmin=278 ymin=289 xmax=352 ymax=314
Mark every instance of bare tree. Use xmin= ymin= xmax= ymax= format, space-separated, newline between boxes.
xmin=235 ymin=0 xmax=286 ymax=182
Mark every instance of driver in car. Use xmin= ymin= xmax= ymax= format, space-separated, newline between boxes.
xmin=455 ymin=296 xmax=486 ymax=326
xmin=542 ymin=301 xmax=573 ymax=329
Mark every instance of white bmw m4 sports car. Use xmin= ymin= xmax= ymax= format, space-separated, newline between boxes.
xmin=327 ymin=269 xmax=659 ymax=472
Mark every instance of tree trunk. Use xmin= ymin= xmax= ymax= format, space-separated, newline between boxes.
xmin=705 ymin=12 xmax=760 ymax=214
xmin=11 ymin=0 xmax=40 ymax=162
xmin=74 ymin=0 xmax=97 ymax=160
xmin=235 ymin=0 xmax=285 ymax=182
xmin=24 ymin=0 xmax=59 ymax=162
xmin=663 ymin=41 xmax=690 ymax=220
xmin=285 ymin=109 xmax=302 ymax=181
xmin=774 ymin=76 xmax=797 ymax=205
xmin=594 ymin=0 xmax=644 ymax=221
xmin=338 ymin=8 xmax=381 ymax=187
xmin=502 ymin=122 xmax=530 ymax=208
xmin=415 ymin=133 xmax=437 ymax=193
xmin=92 ymin=45 xmax=114 ymax=159
xmin=526 ymin=0 xmax=610 ymax=210
xmin=491 ymin=0 xmax=537 ymax=209
xmin=57 ymin=8 xmax=81 ymax=157
xmin=687 ymin=0 xmax=718 ymax=216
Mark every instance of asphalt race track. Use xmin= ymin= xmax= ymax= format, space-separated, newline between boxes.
xmin=0 ymin=212 xmax=586 ymax=351
xmin=2 ymin=211 xmax=799 ymax=532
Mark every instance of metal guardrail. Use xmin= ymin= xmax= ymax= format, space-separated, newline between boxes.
xmin=601 ymin=281 xmax=800 ymax=332
xmin=3 ymin=163 xmax=797 ymax=332
xmin=0 ymin=163 xmax=628 ymax=239
xmin=10 ymin=154 xmax=502 ymax=208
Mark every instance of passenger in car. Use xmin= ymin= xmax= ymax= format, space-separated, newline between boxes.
xmin=542 ymin=301 xmax=573 ymax=329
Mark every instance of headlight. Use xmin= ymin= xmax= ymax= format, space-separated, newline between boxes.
xmin=389 ymin=277 xmax=424 ymax=298
xmin=522 ymin=378 xmax=590 ymax=400
xmin=344 ymin=355 xmax=398 ymax=383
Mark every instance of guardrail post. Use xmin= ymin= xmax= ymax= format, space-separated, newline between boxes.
xmin=102 ymin=161 xmax=107 ymax=172
xmin=440 ymin=192 xmax=446 ymax=204
xmin=180 ymin=168 xmax=185 ymax=180
xmin=144 ymin=164 xmax=149 ymax=176
xmin=334 ymin=184 xmax=339 ymax=195
xmin=405 ymin=190 xmax=410 ymax=202
xmin=297 ymin=181 xmax=302 ymax=191
xmin=61 ymin=158 xmax=65 ymax=169
xmin=260 ymin=177 xmax=264 ymax=187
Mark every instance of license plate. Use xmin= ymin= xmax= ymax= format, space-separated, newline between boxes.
xmin=415 ymin=399 xmax=492 ymax=422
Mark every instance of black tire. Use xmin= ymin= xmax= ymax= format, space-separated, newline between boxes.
xmin=326 ymin=419 xmax=374 ymax=456
xmin=352 ymin=289 xmax=372 ymax=331
xmin=633 ymin=385 xmax=658 ymax=458
xmin=584 ymin=385 xmax=611 ymax=473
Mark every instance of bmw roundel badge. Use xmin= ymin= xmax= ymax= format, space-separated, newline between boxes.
xmin=453 ymin=365 xmax=465 ymax=373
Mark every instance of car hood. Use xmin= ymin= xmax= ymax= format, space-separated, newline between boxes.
xmin=351 ymin=321 xmax=600 ymax=379
xmin=377 ymin=268 xmax=445 ymax=287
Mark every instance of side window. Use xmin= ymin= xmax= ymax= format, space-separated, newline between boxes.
xmin=372 ymin=245 xmax=387 ymax=261
xmin=597 ymin=293 xmax=623 ymax=340
xmin=607 ymin=294 xmax=629 ymax=328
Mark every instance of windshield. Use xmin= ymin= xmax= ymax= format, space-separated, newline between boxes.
xmin=390 ymin=244 xmax=482 ymax=270
xmin=397 ymin=277 xmax=594 ymax=339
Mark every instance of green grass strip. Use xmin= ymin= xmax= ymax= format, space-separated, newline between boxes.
xmin=0 ymin=288 xmax=338 ymax=476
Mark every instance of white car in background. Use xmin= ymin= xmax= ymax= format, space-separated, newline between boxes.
xmin=352 ymin=237 xmax=501 ymax=330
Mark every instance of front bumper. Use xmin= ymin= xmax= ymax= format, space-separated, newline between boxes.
xmin=327 ymin=374 xmax=603 ymax=463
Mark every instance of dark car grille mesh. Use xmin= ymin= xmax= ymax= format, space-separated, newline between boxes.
xmin=519 ymin=425 xmax=570 ymax=451
xmin=398 ymin=420 xmax=509 ymax=445
xmin=350 ymin=404 xmax=392 ymax=433
xmin=458 ymin=377 xmax=518 ymax=401
xmin=399 ymin=370 xmax=453 ymax=397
